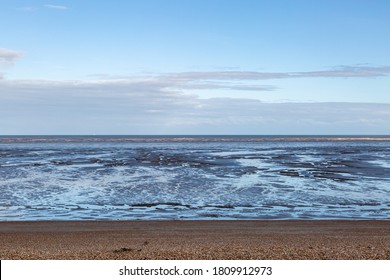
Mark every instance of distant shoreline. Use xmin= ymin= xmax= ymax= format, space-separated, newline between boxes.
xmin=1 ymin=135 xmax=390 ymax=143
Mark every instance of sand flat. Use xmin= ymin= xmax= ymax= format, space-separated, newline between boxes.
xmin=1 ymin=220 xmax=390 ymax=259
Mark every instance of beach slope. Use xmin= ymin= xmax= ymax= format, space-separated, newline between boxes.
xmin=1 ymin=220 xmax=390 ymax=259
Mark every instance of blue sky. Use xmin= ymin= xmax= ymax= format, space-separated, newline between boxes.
xmin=1 ymin=0 xmax=390 ymax=134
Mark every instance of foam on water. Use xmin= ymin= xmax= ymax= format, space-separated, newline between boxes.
xmin=0 ymin=136 xmax=389 ymax=220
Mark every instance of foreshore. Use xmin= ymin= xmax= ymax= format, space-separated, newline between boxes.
xmin=1 ymin=220 xmax=390 ymax=260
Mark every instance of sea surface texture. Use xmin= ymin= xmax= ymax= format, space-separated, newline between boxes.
xmin=0 ymin=136 xmax=389 ymax=220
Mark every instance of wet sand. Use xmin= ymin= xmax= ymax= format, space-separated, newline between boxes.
xmin=1 ymin=220 xmax=390 ymax=260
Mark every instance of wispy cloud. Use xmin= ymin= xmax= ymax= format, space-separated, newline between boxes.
xmin=0 ymin=48 xmax=22 ymax=82
xmin=1 ymin=77 xmax=389 ymax=134
xmin=117 ymin=65 xmax=388 ymax=93
xmin=1 ymin=64 xmax=389 ymax=95
xmin=1 ymin=63 xmax=389 ymax=134
xmin=115 ymin=65 xmax=390 ymax=93
xmin=44 ymin=4 xmax=68 ymax=10
xmin=167 ymin=65 xmax=390 ymax=82
xmin=294 ymin=65 xmax=390 ymax=78
xmin=0 ymin=48 xmax=23 ymax=67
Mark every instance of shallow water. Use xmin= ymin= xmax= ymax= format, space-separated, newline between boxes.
xmin=0 ymin=136 xmax=389 ymax=220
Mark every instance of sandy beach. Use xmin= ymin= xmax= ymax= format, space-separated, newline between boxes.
xmin=1 ymin=220 xmax=390 ymax=260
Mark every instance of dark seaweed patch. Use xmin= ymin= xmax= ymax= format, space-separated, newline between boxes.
xmin=130 ymin=202 xmax=191 ymax=208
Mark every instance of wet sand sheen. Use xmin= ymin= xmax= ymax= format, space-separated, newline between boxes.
xmin=1 ymin=220 xmax=390 ymax=259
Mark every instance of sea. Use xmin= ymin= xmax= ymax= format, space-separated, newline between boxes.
xmin=0 ymin=135 xmax=389 ymax=221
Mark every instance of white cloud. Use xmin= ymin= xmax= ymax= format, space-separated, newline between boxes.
xmin=76 ymin=65 xmax=390 ymax=96
xmin=294 ymin=65 xmax=390 ymax=78
xmin=0 ymin=78 xmax=389 ymax=135
xmin=0 ymin=48 xmax=23 ymax=78
xmin=166 ymin=65 xmax=390 ymax=81
xmin=0 ymin=48 xmax=23 ymax=65
xmin=44 ymin=4 xmax=68 ymax=10
xmin=1 ymin=64 xmax=389 ymax=134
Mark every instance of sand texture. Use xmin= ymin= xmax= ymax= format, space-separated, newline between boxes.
xmin=1 ymin=220 xmax=390 ymax=260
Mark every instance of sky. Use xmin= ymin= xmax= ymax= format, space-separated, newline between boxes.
xmin=1 ymin=0 xmax=390 ymax=135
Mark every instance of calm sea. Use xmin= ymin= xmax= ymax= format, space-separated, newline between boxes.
xmin=0 ymin=135 xmax=389 ymax=220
